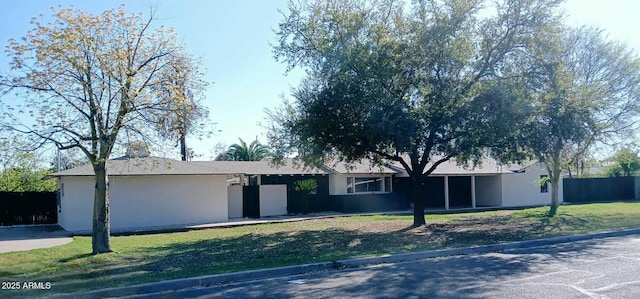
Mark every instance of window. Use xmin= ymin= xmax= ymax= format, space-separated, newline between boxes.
xmin=346 ymin=176 xmax=392 ymax=193
xmin=540 ymin=175 xmax=548 ymax=193
xmin=355 ymin=177 xmax=382 ymax=192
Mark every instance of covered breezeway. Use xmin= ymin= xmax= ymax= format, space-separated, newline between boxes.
xmin=395 ymin=175 xmax=503 ymax=210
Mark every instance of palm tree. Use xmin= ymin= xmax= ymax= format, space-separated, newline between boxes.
xmin=294 ymin=179 xmax=318 ymax=215
xmin=226 ymin=138 xmax=270 ymax=161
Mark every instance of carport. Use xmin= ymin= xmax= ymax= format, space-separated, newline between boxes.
xmin=396 ymin=174 xmax=503 ymax=210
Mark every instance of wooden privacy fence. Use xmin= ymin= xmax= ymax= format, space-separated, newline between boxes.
xmin=0 ymin=192 xmax=57 ymax=226
xmin=562 ymin=177 xmax=637 ymax=203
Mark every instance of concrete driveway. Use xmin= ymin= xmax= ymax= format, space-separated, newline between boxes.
xmin=0 ymin=225 xmax=73 ymax=253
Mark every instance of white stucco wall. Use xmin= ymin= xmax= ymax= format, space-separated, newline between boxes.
xmin=57 ymin=176 xmax=94 ymax=233
xmin=259 ymin=185 xmax=287 ymax=217
xmin=58 ymin=174 xmax=228 ymax=233
xmin=228 ymin=185 xmax=243 ymax=219
xmin=500 ymin=164 xmax=563 ymax=207
xmin=329 ymin=174 xmax=346 ymax=195
xmin=475 ymin=175 xmax=502 ymax=207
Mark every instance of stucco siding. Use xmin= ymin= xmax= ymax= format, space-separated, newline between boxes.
xmin=475 ymin=175 xmax=502 ymax=207
xmin=259 ymin=185 xmax=287 ymax=217
xmin=228 ymin=185 xmax=243 ymax=219
xmin=58 ymin=175 xmax=228 ymax=232
xmin=501 ymin=164 xmax=563 ymax=207
xmin=58 ymin=176 xmax=94 ymax=232
xmin=329 ymin=174 xmax=346 ymax=195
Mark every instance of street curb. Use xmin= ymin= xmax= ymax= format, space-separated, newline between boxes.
xmin=56 ymin=228 xmax=640 ymax=299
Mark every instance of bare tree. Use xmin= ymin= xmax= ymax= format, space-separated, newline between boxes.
xmin=0 ymin=6 xmax=208 ymax=253
xmin=154 ymin=55 xmax=211 ymax=161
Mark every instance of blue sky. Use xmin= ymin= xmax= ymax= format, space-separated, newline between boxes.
xmin=0 ymin=0 xmax=638 ymax=160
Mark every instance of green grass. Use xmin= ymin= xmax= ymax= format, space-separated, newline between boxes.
xmin=2 ymin=202 xmax=640 ymax=296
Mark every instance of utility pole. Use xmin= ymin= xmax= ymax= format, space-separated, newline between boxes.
xmin=57 ymin=147 xmax=61 ymax=171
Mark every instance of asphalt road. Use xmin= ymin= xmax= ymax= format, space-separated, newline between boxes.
xmin=172 ymin=234 xmax=640 ymax=298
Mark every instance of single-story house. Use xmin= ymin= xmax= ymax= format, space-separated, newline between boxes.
xmin=49 ymin=156 xmax=562 ymax=233
xmin=50 ymin=157 xmax=235 ymax=233
xmin=389 ymin=158 xmax=563 ymax=209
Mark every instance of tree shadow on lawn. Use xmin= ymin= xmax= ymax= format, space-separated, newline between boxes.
xmin=404 ymin=213 xmax=594 ymax=249
xmin=25 ymin=228 xmax=408 ymax=295
xmin=57 ymin=253 xmax=93 ymax=263
xmin=16 ymin=213 xmax=618 ymax=297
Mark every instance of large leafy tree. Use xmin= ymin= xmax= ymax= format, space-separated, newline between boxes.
xmin=0 ymin=139 xmax=56 ymax=192
xmin=0 ymin=6 xmax=208 ymax=254
xmin=0 ymin=168 xmax=57 ymax=192
xmin=226 ymin=138 xmax=270 ymax=161
xmin=515 ymin=26 xmax=640 ymax=213
xmin=605 ymin=147 xmax=640 ymax=177
xmin=269 ymin=0 xmax=563 ymax=226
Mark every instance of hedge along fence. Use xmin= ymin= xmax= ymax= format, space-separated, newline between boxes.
xmin=0 ymin=192 xmax=57 ymax=226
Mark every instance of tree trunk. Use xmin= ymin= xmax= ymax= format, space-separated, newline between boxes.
xmin=92 ymin=162 xmax=112 ymax=254
xmin=551 ymin=176 xmax=560 ymax=208
xmin=411 ymin=176 xmax=426 ymax=226
xmin=548 ymin=163 xmax=562 ymax=217
xmin=180 ymin=133 xmax=187 ymax=161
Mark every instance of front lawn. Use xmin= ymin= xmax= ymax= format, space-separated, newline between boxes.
xmin=1 ymin=202 xmax=640 ymax=296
